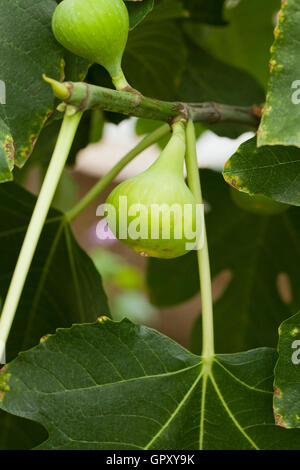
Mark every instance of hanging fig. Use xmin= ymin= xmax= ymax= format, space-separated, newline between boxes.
xmin=105 ymin=122 xmax=201 ymax=259
xmin=52 ymin=0 xmax=129 ymax=88
xmin=230 ymin=188 xmax=290 ymax=215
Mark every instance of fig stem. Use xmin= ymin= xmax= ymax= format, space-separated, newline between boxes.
xmin=111 ymin=69 xmax=131 ymax=91
xmin=185 ymin=120 xmax=215 ymax=362
xmin=45 ymin=77 xmax=261 ymax=128
xmin=151 ymin=120 xmax=186 ymax=174
xmin=0 ymin=111 xmax=82 ymax=361
xmin=66 ymin=123 xmax=170 ymax=222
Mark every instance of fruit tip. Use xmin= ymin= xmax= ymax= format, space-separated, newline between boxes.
xmin=42 ymin=74 xmax=69 ymax=100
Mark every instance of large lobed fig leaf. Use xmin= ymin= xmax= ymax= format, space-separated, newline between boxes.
xmin=1 ymin=319 xmax=300 ymax=449
xmin=0 ymin=0 xmax=88 ymax=182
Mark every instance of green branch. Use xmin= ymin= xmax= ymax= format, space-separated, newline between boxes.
xmin=44 ymin=76 xmax=262 ymax=128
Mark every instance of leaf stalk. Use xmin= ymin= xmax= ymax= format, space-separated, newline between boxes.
xmin=185 ymin=120 xmax=215 ymax=361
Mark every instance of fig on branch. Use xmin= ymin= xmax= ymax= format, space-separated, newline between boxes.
xmin=230 ymin=188 xmax=290 ymax=215
xmin=105 ymin=122 xmax=201 ymax=259
xmin=52 ymin=0 xmax=129 ymax=87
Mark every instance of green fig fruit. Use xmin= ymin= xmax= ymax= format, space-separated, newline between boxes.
xmin=105 ymin=122 xmax=201 ymax=259
xmin=230 ymin=187 xmax=290 ymax=215
xmin=52 ymin=0 xmax=129 ymax=85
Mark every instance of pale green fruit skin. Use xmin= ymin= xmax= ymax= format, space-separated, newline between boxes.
xmin=52 ymin=0 xmax=129 ymax=76
xmin=106 ymin=168 xmax=198 ymax=259
xmin=230 ymin=188 xmax=290 ymax=215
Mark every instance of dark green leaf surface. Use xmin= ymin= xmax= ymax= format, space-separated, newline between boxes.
xmin=147 ymin=171 xmax=300 ymax=353
xmin=149 ymin=0 xmax=185 ymax=22
xmin=0 ymin=0 xmax=88 ymax=181
xmin=147 ymin=251 xmax=199 ymax=307
xmin=124 ymin=1 xmax=187 ymax=99
xmin=125 ymin=0 xmax=154 ymax=29
xmin=1 ymin=319 xmax=300 ymax=449
xmin=0 ymin=183 xmax=109 ymax=362
xmin=183 ymin=0 xmax=226 ymax=25
xmin=258 ymin=0 xmax=300 ymax=147
xmin=194 ymin=0 xmax=280 ymax=88
xmin=223 ymin=136 xmax=300 ymax=206
xmin=180 ymin=44 xmax=265 ymax=106
xmin=274 ymin=311 xmax=300 ymax=428
xmin=179 ymin=43 xmax=265 ymax=138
